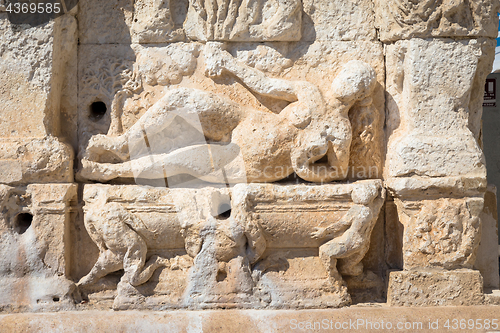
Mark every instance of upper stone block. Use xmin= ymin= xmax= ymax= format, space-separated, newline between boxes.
xmin=374 ymin=0 xmax=500 ymax=42
xmin=185 ymin=0 xmax=302 ymax=42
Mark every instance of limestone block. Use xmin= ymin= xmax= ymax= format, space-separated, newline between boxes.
xmin=4 ymin=306 xmax=500 ymax=332
xmin=0 ymin=137 xmax=73 ymax=185
xmin=78 ymin=181 xmax=385 ymax=310
xmin=0 ymin=184 xmax=78 ymax=312
xmin=474 ymin=185 xmax=500 ymax=290
xmin=0 ymin=14 xmax=76 ymax=138
xmin=386 ymin=177 xmax=485 ymax=271
xmin=388 ymin=270 xmax=484 ymax=306
xmin=0 ymin=14 xmax=77 ymax=184
xmin=385 ymin=38 xmax=495 ymax=179
xmin=302 ymin=0 xmax=377 ymax=42
xmin=77 ymin=41 xmax=385 ymax=183
xmin=78 ymin=0 xmax=134 ymax=44
xmin=374 ymin=0 xmax=500 ymax=42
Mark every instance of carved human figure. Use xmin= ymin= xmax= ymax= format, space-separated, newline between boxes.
xmin=79 ymin=44 xmax=377 ymax=184
xmin=312 ymin=183 xmax=385 ymax=283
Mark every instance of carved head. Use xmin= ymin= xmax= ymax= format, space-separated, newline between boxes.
xmin=331 ymin=60 xmax=377 ymax=104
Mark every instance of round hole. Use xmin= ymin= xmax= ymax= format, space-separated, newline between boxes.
xmin=216 ymin=203 xmax=231 ymax=220
xmin=216 ymin=270 xmax=227 ymax=282
xmin=14 ymin=213 xmax=33 ymax=234
xmin=89 ymin=101 xmax=107 ymax=120
xmin=52 ymin=297 xmax=60 ymax=302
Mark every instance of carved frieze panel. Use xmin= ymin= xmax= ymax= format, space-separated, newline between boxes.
xmin=79 ymin=181 xmax=384 ymax=309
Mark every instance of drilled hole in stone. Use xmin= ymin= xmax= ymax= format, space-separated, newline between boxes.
xmin=14 ymin=213 xmax=33 ymax=234
xmin=216 ymin=203 xmax=231 ymax=220
xmin=89 ymin=101 xmax=107 ymax=121
xmin=216 ymin=270 xmax=227 ymax=282
xmin=53 ymin=297 xmax=60 ymax=302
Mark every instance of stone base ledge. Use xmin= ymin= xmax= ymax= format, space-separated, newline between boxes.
xmin=2 ymin=306 xmax=500 ymax=332
xmin=388 ymin=270 xmax=484 ymax=307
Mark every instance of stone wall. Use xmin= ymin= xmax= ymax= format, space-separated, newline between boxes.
xmin=0 ymin=0 xmax=498 ymax=312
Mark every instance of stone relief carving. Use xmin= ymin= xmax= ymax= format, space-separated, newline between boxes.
xmin=0 ymin=0 xmax=497 ymax=317
xmin=78 ymin=181 xmax=384 ymax=309
xmin=78 ymin=44 xmax=377 ymax=184
xmin=374 ymin=0 xmax=500 ymax=42
xmin=185 ymin=0 xmax=302 ymax=41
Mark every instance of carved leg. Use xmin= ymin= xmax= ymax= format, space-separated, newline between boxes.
xmin=319 ymin=245 xmax=342 ymax=282
xmin=79 ymin=143 xmax=242 ymax=182
xmin=77 ymin=249 xmax=124 ymax=286
xmin=122 ymin=235 xmax=150 ymax=286
xmin=84 ymin=87 xmax=243 ymax=163
xmin=337 ymin=252 xmax=365 ymax=277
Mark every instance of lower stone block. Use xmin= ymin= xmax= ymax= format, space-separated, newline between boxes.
xmin=78 ymin=180 xmax=385 ymax=310
xmin=0 ymin=184 xmax=78 ymax=311
xmin=387 ymin=270 xmax=484 ymax=307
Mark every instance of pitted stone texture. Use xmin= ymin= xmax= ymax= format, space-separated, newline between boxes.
xmin=385 ymin=38 xmax=494 ymax=179
xmin=374 ymin=0 xmax=500 ymax=42
xmin=131 ymin=0 xmax=185 ymax=43
xmin=389 ymin=194 xmax=484 ymax=271
xmin=388 ymin=270 xmax=484 ymax=307
xmin=0 ymin=138 xmax=73 ymax=185
xmin=302 ymin=0 xmax=377 ymax=41
xmin=0 ymin=14 xmax=76 ymax=184
xmin=78 ymin=181 xmax=384 ymax=310
xmin=0 ymin=14 xmax=77 ymax=138
xmin=77 ymin=41 xmax=385 ymax=183
xmin=0 ymin=184 xmax=78 ymax=312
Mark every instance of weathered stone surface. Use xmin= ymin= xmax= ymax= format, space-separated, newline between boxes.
xmin=0 ymin=184 xmax=78 ymax=312
xmin=77 ymin=41 xmax=385 ymax=183
xmin=475 ymin=186 xmax=500 ymax=290
xmin=387 ymin=177 xmax=485 ymax=271
xmin=374 ymin=0 xmax=500 ymax=42
xmin=78 ymin=181 xmax=384 ymax=310
xmin=4 ymin=306 xmax=500 ymax=332
xmin=131 ymin=0 xmax=185 ymax=43
xmin=302 ymin=0 xmax=377 ymax=42
xmin=0 ymin=14 xmax=77 ymax=184
xmin=0 ymin=0 xmax=499 ymax=316
xmin=0 ymin=137 xmax=73 ymax=185
xmin=388 ymin=270 xmax=485 ymax=307
xmin=385 ymin=38 xmax=495 ymax=179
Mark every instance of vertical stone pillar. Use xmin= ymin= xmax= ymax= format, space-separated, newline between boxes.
xmin=375 ymin=0 xmax=500 ymax=306
xmin=0 ymin=184 xmax=78 ymax=311
xmin=0 ymin=11 xmax=77 ymax=184
xmin=0 ymin=10 xmax=79 ymax=310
